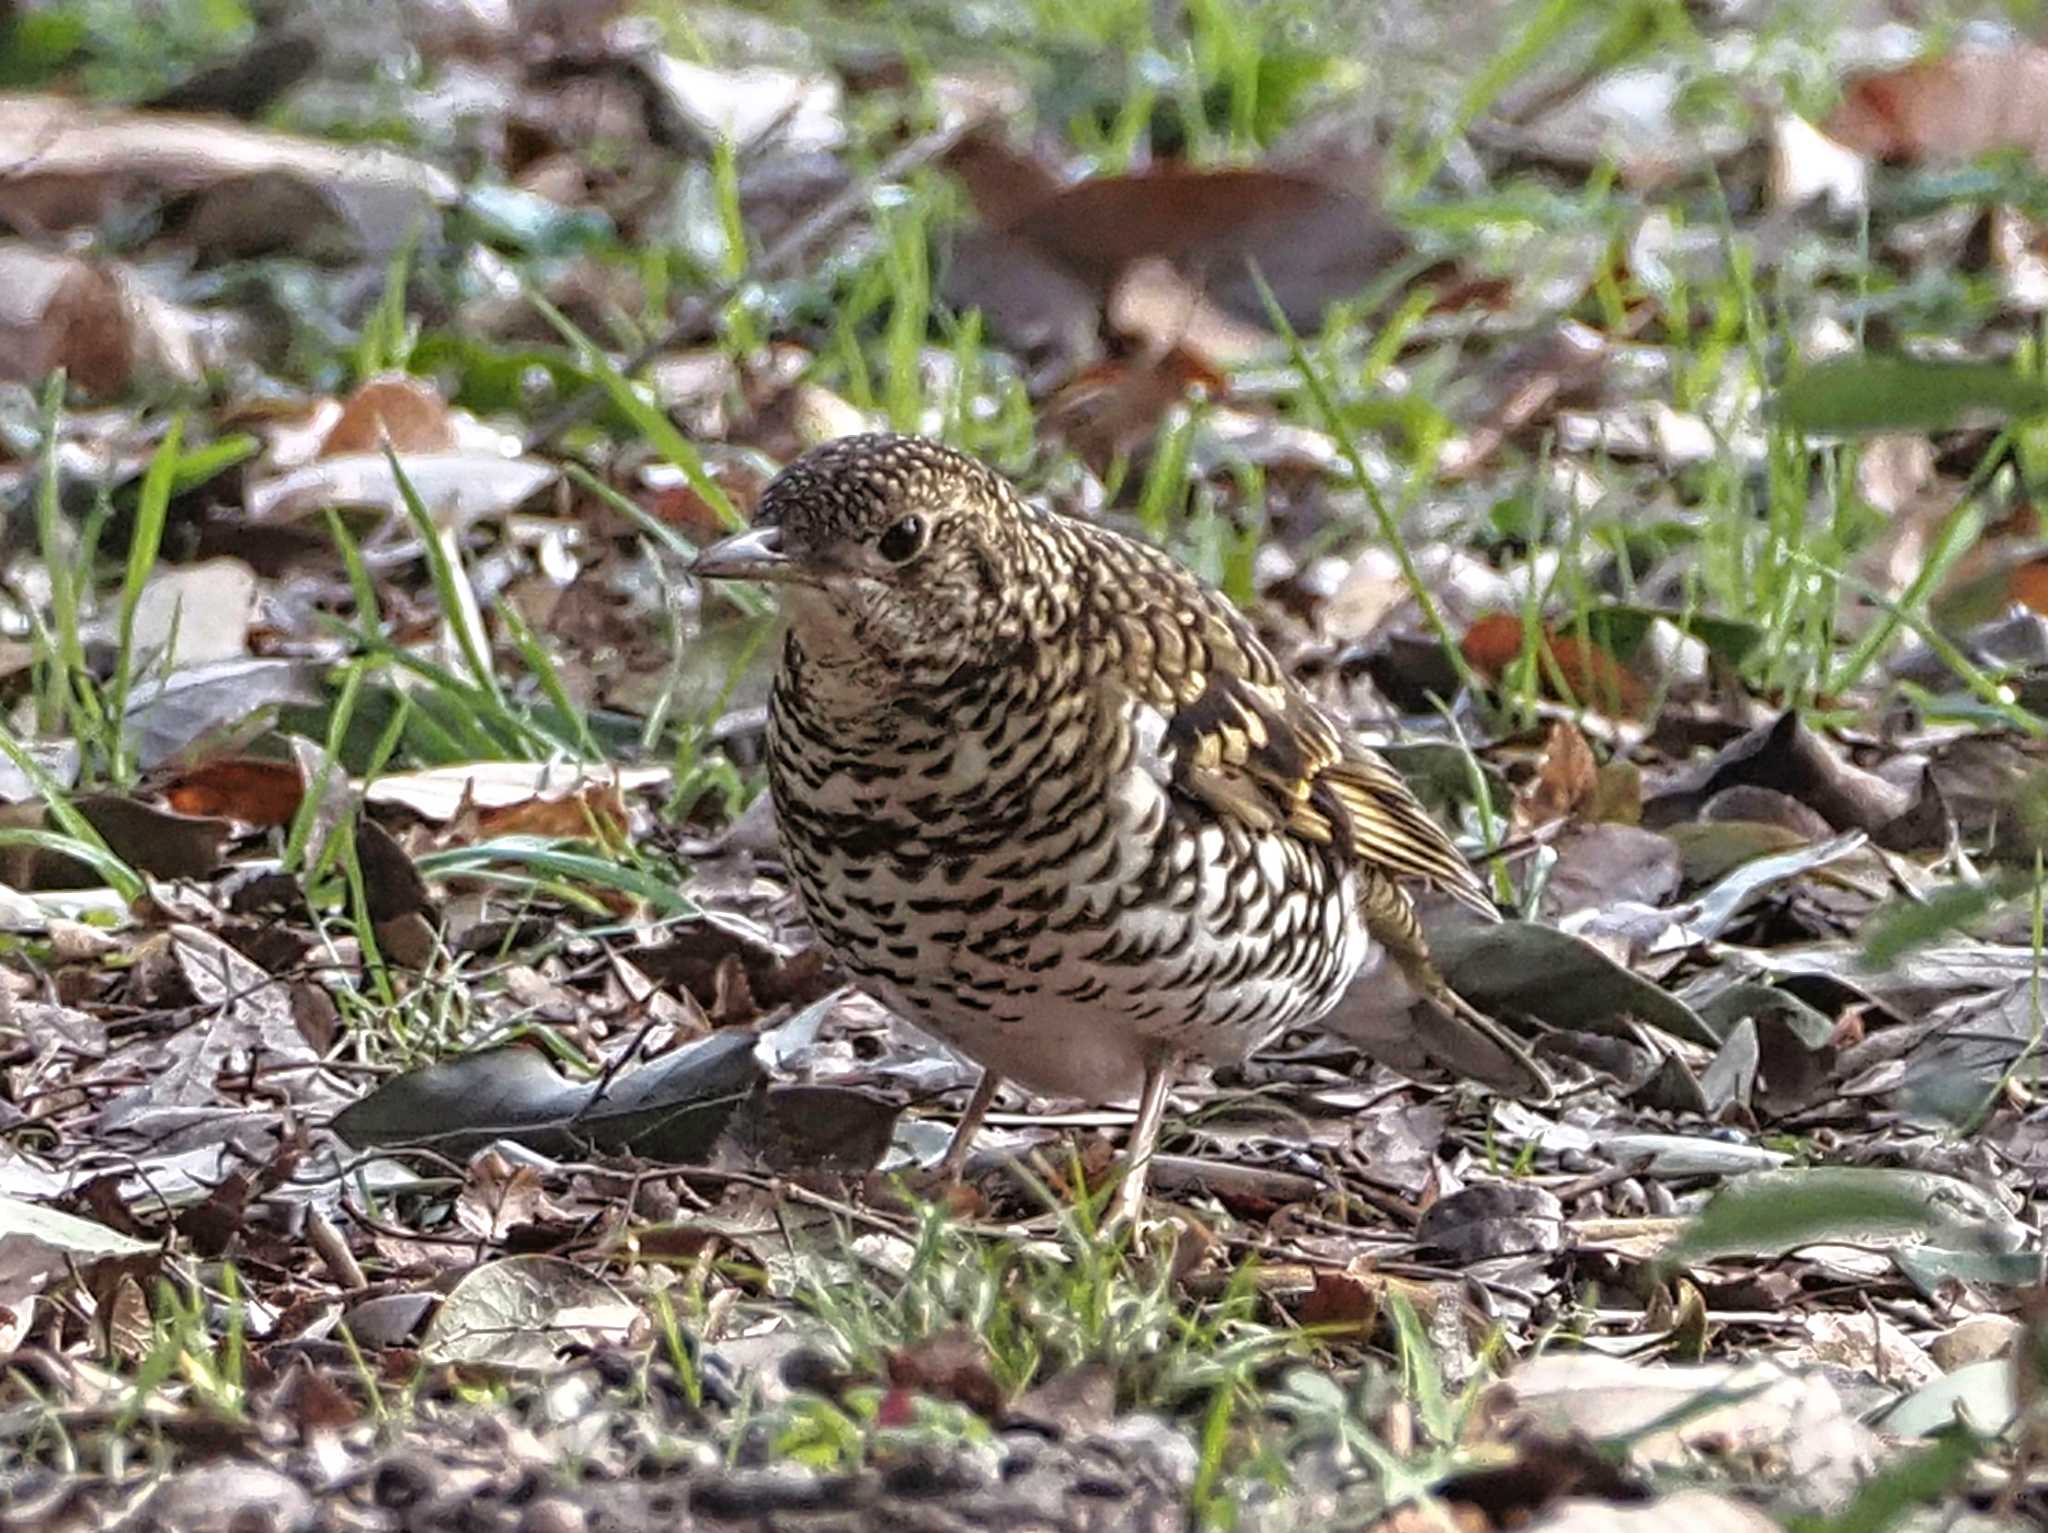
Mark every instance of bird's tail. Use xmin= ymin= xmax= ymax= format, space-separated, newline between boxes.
xmin=1361 ymin=873 xmax=1554 ymax=1102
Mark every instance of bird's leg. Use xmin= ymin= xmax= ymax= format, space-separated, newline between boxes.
xmin=1111 ymin=1049 xmax=1183 ymax=1227
xmin=930 ymin=1069 xmax=1002 ymax=1182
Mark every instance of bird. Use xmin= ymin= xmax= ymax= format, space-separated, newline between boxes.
xmin=691 ymin=432 xmax=1540 ymax=1222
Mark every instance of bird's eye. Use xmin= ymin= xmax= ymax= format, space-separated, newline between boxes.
xmin=877 ymin=514 xmax=927 ymax=564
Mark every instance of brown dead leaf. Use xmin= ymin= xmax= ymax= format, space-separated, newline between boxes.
xmin=942 ymin=124 xmax=1409 ymax=344
xmin=174 ymin=1169 xmax=258 ymax=1259
xmin=151 ymin=756 xmax=306 ymax=828
xmin=885 ymin=1326 xmax=1005 ymax=1419
xmin=1041 ymin=346 xmax=1225 ymax=472
xmin=1298 ymin=1262 xmax=1383 ymax=1335
xmin=631 ymin=922 xmax=836 ymax=1017
xmin=100 ymin=1274 xmax=154 ymax=1364
xmin=473 ymin=782 xmax=629 ymax=843
xmin=263 ymin=1354 xmax=363 ymax=1436
xmin=1522 ymin=721 xmax=1600 ymax=827
xmin=456 ymin=1149 xmax=561 ymax=1243
xmin=319 ymin=374 xmax=457 ymax=456
xmin=941 ymin=124 xmax=1065 ymax=229
xmin=1461 ymin=614 xmax=1650 ymax=717
xmin=0 ymin=245 xmax=134 ymax=396
xmin=0 ymin=795 xmax=232 ymax=888
xmin=354 ymin=817 xmax=434 ymax=926
xmin=1826 ymin=50 xmax=2048 ymax=171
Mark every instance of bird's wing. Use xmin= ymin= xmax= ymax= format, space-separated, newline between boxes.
xmin=1068 ymin=524 xmax=1495 ymax=920
xmin=1160 ymin=664 xmax=1498 ymax=920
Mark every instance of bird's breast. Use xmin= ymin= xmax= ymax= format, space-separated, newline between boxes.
xmin=766 ymin=675 xmax=1374 ymax=1098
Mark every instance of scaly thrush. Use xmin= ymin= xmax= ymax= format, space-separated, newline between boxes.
xmin=694 ymin=433 xmax=1534 ymax=1220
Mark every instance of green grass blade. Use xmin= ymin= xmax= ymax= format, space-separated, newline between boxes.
xmin=108 ymin=416 xmax=183 ymax=782
xmin=0 ymin=826 xmax=144 ymax=902
xmin=415 ymin=836 xmax=698 ymax=915
xmin=386 ymin=444 xmax=503 ymax=706
xmin=528 ymin=292 xmax=741 ymax=530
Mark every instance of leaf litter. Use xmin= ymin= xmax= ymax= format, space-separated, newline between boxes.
xmin=5 ymin=3 xmax=2048 ymax=1531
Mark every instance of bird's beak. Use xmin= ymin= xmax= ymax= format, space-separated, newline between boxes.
xmin=690 ymin=525 xmax=798 ymax=584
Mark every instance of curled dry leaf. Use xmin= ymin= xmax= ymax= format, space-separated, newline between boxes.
xmin=1643 ymin=710 xmax=1910 ymax=834
xmin=1297 ymin=1261 xmax=1382 ymax=1335
xmin=884 ymin=1326 xmax=1005 ymax=1419
xmin=470 ymin=781 xmax=631 ymax=842
xmin=455 ymin=1148 xmax=564 ymax=1243
xmin=353 ymin=816 xmax=434 ymax=927
xmin=319 ymin=374 xmax=458 ymax=456
xmin=1520 ymin=720 xmax=1600 ymax=827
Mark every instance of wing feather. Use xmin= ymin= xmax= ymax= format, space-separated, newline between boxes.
xmin=1077 ymin=525 xmax=1496 ymax=921
xmin=1163 ymin=665 xmax=1496 ymax=920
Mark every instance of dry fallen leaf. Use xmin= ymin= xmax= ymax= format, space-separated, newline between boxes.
xmin=151 ymin=756 xmax=307 ymax=828
xmin=1826 ymin=49 xmax=2048 ymax=170
xmin=0 ymin=94 xmax=455 ymax=254
xmin=1521 ymin=720 xmax=1601 ymax=827
xmin=0 ymin=244 xmax=199 ymax=396
xmin=320 ymin=374 xmax=458 ymax=456
xmin=942 ymin=124 xmax=1410 ymax=345
xmin=1461 ymin=614 xmax=1650 ymax=717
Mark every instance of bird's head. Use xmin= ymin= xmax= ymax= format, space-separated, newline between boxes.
xmin=691 ymin=433 xmax=1037 ymax=684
